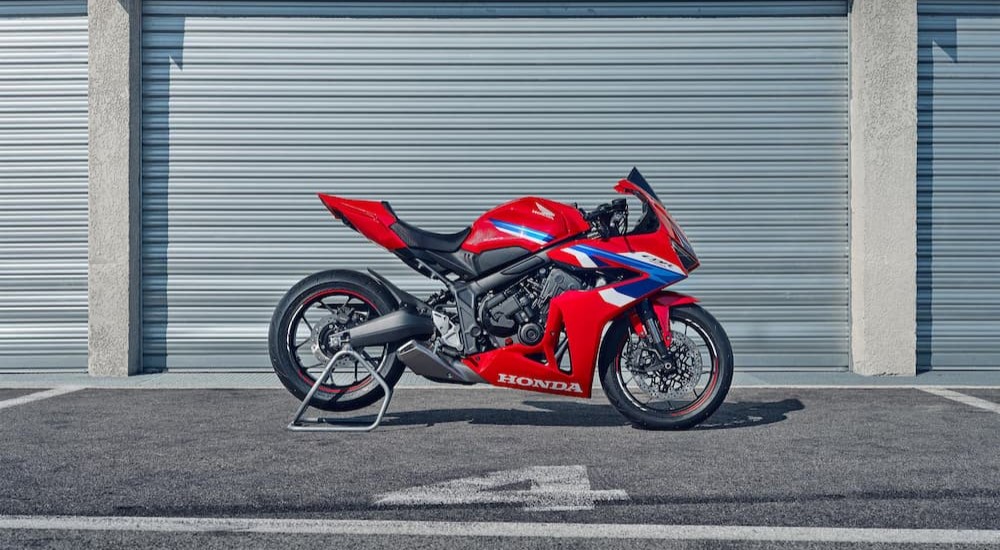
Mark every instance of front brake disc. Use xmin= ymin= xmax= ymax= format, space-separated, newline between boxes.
xmin=628 ymin=331 xmax=703 ymax=400
xmin=660 ymin=330 xmax=703 ymax=398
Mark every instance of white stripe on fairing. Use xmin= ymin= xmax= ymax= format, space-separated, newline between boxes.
xmin=619 ymin=251 xmax=685 ymax=274
xmin=598 ymin=288 xmax=633 ymax=306
xmin=0 ymin=516 xmax=997 ymax=544
xmin=0 ymin=386 xmax=84 ymax=411
xmin=920 ymin=387 xmax=1000 ymax=414
xmin=494 ymin=225 xmax=547 ymax=245
xmin=564 ymin=247 xmax=597 ymax=268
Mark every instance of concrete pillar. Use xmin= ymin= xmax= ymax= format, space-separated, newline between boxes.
xmin=849 ymin=0 xmax=918 ymax=375
xmin=88 ymin=0 xmax=142 ymax=376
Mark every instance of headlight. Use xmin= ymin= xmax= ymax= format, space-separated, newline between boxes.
xmin=673 ymin=240 xmax=700 ymax=272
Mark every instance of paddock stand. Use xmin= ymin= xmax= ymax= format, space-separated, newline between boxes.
xmin=286 ymin=341 xmax=392 ymax=432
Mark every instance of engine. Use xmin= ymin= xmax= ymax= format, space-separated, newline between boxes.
xmin=479 ymin=267 xmax=585 ymax=346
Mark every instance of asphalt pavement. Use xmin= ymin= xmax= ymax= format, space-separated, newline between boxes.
xmin=0 ymin=389 xmax=40 ymax=402
xmin=0 ymin=386 xmax=997 ymax=549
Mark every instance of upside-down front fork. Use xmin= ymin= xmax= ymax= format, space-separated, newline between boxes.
xmin=632 ymin=300 xmax=671 ymax=358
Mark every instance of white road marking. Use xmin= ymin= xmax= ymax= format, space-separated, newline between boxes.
xmin=0 ymin=386 xmax=83 ymax=411
xmin=920 ymin=387 xmax=1000 ymax=414
xmin=0 ymin=515 xmax=996 ymax=544
xmin=375 ymin=466 xmax=627 ymax=511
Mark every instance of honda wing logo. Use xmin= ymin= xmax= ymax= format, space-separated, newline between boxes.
xmin=498 ymin=373 xmax=583 ymax=394
xmin=533 ymin=202 xmax=555 ymax=219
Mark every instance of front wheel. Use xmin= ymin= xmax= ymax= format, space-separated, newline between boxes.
xmin=599 ymin=303 xmax=733 ymax=430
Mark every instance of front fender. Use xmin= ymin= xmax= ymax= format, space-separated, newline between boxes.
xmin=651 ymin=290 xmax=698 ymax=309
xmin=631 ymin=291 xmax=699 ymax=345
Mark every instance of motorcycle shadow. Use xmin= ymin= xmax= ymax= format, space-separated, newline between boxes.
xmin=696 ymin=398 xmax=804 ymax=431
xmin=380 ymin=398 xmax=804 ymax=430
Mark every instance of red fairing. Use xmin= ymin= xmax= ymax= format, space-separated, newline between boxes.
xmin=318 ymin=172 xmax=700 ymax=400
xmin=463 ymin=285 xmax=629 ymax=398
xmin=615 ymin=178 xmax=699 ymax=270
xmin=466 ymin=202 xmax=692 ymax=397
xmin=462 ymin=197 xmax=589 ymax=254
xmin=317 ymin=194 xmax=406 ymax=251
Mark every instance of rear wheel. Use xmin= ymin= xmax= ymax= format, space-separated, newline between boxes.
xmin=599 ymin=304 xmax=733 ymax=430
xmin=268 ymin=270 xmax=406 ymax=412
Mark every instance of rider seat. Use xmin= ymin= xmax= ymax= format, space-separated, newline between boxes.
xmin=382 ymin=201 xmax=471 ymax=252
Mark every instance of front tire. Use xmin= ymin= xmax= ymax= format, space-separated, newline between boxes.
xmin=599 ymin=304 xmax=733 ymax=430
xmin=268 ymin=270 xmax=406 ymax=412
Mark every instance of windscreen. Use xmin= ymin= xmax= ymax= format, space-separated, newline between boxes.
xmin=626 ymin=167 xmax=660 ymax=202
xmin=620 ymin=167 xmax=697 ymax=268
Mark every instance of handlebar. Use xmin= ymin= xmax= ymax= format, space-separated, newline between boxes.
xmin=583 ymin=198 xmax=628 ymax=238
xmin=583 ymin=198 xmax=627 ymax=222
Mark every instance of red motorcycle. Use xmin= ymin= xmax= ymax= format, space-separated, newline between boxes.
xmin=269 ymin=168 xmax=733 ymax=431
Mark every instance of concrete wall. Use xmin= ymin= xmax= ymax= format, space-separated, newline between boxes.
xmin=88 ymin=0 xmax=143 ymax=376
xmin=849 ymin=0 xmax=919 ymax=375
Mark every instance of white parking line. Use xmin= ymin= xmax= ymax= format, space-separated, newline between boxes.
xmin=920 ymin=387 xmax=1000 ymax=414
xmin=0 ymin=386 xmax=84 ymax=411
xmin=0 ymin=515 xmax=996 ymax=544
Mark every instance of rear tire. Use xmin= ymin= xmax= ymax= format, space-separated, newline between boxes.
xmin=599 ymin=304 xmax=733 ymax=430
xmin=268 ymin=270 xmax=406 ymax=412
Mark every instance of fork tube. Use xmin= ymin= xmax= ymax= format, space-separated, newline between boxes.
xmin=635 ymin=300 xmax=669 ymax=357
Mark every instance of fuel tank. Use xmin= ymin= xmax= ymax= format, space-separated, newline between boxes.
xmin=461 ymin=197 xmax=590 ymax=254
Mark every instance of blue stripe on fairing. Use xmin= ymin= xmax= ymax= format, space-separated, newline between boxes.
xmin=617 ymin=276 xmax=666 ymax=298
xmin=569 ymin=244 xmax=685 ymax=298
xmin=572 ymin=244 xmax=682 ymax=279
xmin=490 ymin=219 xmax=552 ymax=242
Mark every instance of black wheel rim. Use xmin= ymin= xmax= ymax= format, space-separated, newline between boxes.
xmin=286 ymin=288 xmax=390 ymax=395
xmin=614 ymin=314 xmax=720 ymax=415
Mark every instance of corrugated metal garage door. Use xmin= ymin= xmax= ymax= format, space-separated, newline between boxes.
xmin=0 ymin=1 xmax=88 ymax=371
xmin=142 ymin=1 xmax=849 ymax=371
xmin=918 ymin=1 xmax=1000 ymax=370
